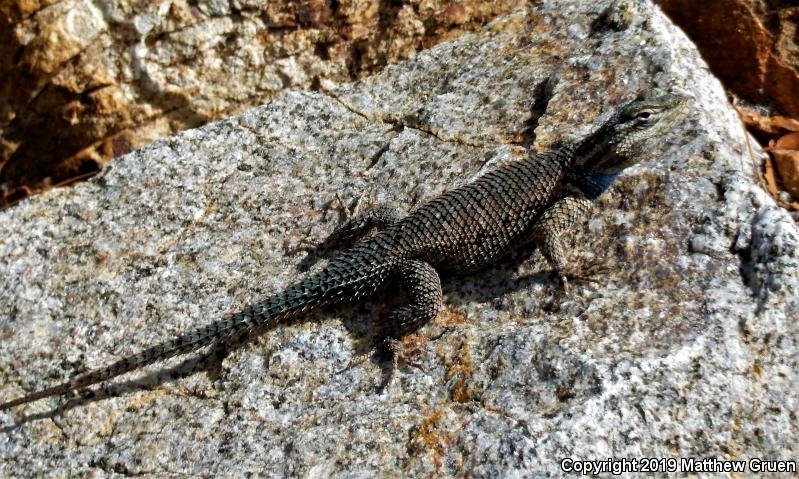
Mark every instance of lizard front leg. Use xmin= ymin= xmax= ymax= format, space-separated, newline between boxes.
xmin=529 ymin=195 xmax=596 ymax=293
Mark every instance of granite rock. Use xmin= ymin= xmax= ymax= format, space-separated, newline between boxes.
xmin=1 ymin=0 xmax=798 ymax=476
xmin=0 ymin=0 xmax=525 ymax=205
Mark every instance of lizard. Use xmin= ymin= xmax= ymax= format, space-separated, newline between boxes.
xmin=0 ymin=90 xmax=689 ymax=411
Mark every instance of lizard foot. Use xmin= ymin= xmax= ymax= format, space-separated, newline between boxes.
xmin=325 ymin=193 xmax=364 ymax=244
xmin=336 ymin=192 xmax=364 ymax=222
xmin=557 ymin=260 xmax=610 ymax=294
xmin=377 ymin=337 xmax=425 ymax=391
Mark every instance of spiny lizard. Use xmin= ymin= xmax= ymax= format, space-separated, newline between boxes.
xmin=0 ymin=90 xmax=689 ymax=411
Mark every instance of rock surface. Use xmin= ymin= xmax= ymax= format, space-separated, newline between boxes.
xmin=1 ymin=0 xmax=798 ymax=476
xmin=0 ymin=0 xmax=525 ymax=205
xmin=655 ymin=0 xmax=799 ymax=209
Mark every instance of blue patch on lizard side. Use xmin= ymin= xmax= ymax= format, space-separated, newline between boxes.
xmin=581 ymin=173 xmax=619 ymax=201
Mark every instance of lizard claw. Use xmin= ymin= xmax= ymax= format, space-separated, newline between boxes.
xmin=564 ymin=271 xmax=601 ymax=285
xmin=335 ymin=192 xmax=363 ymax=222
xmin=376 ymin=337 xmax=426 ymax=391
xmin=385 ymin=337 xmax=425 ymax=372
xmin=557 ymin=260 xmax=610 ymax=294
xmin=284 ymin=237 xmax=319 ymax=256
xmin=580 ymin=256 xmax=612 ymax=277
xmin=324 ymin=193 xmax=366 ymax=245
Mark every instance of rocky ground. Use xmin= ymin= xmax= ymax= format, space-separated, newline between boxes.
xmin=0 ymin=0 xmax=527 ymax=205
xmin=1 ymin=0 xmax=797 ymax=476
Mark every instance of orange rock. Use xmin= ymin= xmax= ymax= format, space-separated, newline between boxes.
xmin=739 ymin=106 xmax=799 ymax=135
xmin=776 ymin=131 xmax=799 ymax=150
xmin=0 ymin=0 xmax=526 ymax=206
xmin=656 ymin=0 xmax=799 ymax=117
xmin=773 ymin=149 xmax=799 ymax=197
xmin=773 ymin=132 xmax=799 ymax=197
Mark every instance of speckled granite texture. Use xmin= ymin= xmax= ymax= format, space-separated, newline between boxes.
xmin=1 ymin=0 xmax=797 ymax=476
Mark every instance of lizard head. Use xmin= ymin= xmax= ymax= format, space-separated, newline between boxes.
xmin=575 ymin=90 xmax=690 ymax=175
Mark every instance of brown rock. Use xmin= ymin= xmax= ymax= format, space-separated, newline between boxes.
xmin=655 ymin=0 xmax=799 ymax=117
xmin=772 ymin=149 xmax=799 ymax=197
xmin=772 ymin=132 xmax=799 ymax=196
xmin=0 ymin=0 xmax=527 ymax=206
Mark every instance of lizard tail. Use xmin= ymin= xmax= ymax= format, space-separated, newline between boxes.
xmin=0 ymin=263 xmax=389 ymax=411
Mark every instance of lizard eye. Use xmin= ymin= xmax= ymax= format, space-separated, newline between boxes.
xmin=636 ymin=111 xmax=653 ymax=120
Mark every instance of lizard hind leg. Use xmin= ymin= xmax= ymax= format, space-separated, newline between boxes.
xmin=294 ymin=199 xmax=405 ymax=272
xmin=323 ymin=200 xmax=406 ymax=248
xmin=335 ymin=259 xmax=442 ymax=380
xmin=377 ymin=259 xmax=443 ymax=389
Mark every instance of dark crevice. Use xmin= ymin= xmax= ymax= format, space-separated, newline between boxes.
xmin=732 ymin=239 xmax=754 ymax=292
xmin=11 ymin=44 xmax=25 ymax=66
xmin=314 ymin=40 xmax=335 ymax=61
xmin=515 ymin=74 xmax=558 ymax=148
xmin=591 ymin=0 xmax=635 ymax=34
xmin=329 ymin=0 xmax=340 ymax=16
xmin=80 ymin=82 xmax=115 ymax=101
xmin=731 ymin=219 xmax=770 ymax=316
xmin=367 ymin=141 xmax=392 ymax=170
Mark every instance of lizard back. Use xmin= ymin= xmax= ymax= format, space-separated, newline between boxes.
xmin=389 ymin=151 xmax=567 ymax=273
